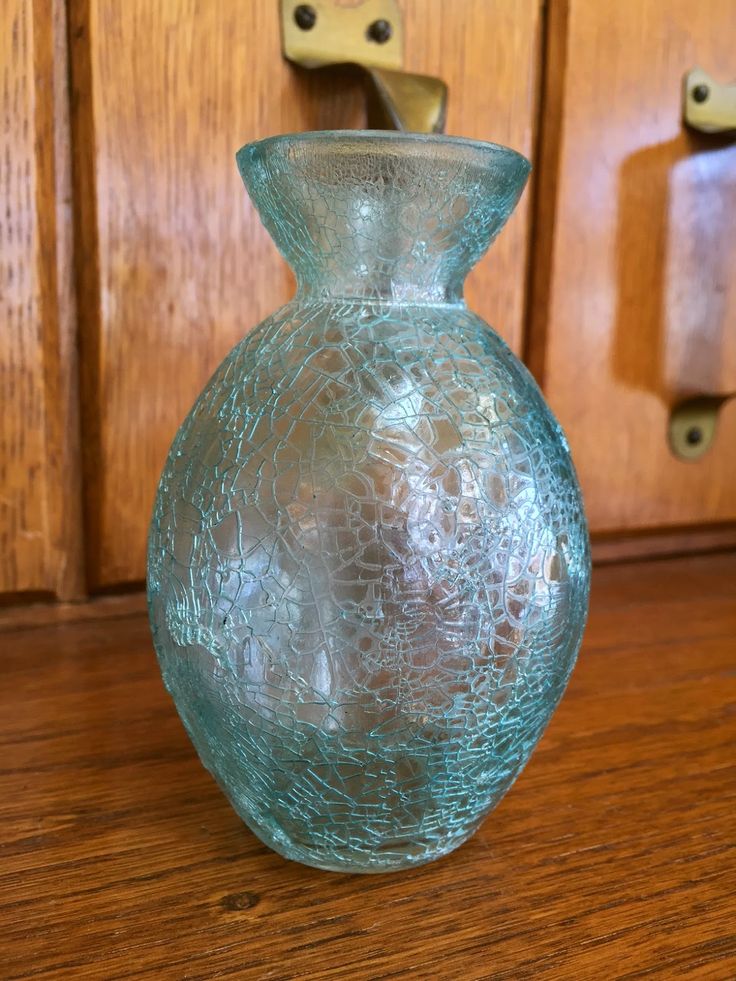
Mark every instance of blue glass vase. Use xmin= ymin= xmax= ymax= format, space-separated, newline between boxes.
xmin=148 ymin=132 xmax=590 ymax=873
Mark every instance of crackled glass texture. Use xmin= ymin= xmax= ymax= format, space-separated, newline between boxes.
xmin=148 ymin=132 xmax=590 ymax=873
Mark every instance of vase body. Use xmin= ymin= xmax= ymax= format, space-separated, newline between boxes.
xmin=148 ymin=132 xmax=590 ymax=873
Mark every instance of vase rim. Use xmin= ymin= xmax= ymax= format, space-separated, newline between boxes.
xmin=236 ymin=129 xmax=530 ymax=173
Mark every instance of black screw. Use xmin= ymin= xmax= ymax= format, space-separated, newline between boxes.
xmin=685 ymin=426 xmax=703 ymax=446
xmin=366 ymin=18 xmax=392 ymax=43
xmin=692 ymin=83 xmax=709 ymax=104
xmin=294 ymin=4 xmax=317 ymax=30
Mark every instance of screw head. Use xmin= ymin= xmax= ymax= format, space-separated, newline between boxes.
xmin=691 ymin=83 xmax=710 ymax=104
xmin=294 ymin=4 xmax=317 ymax=30
xmin=685 ymin=426 xmax=703 ymax=446
xmin=366 ymin=18 xmax=392 ymax=43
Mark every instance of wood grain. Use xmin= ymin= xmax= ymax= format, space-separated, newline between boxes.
xmin=0 ymin=0 xmax=84 ymax=599
xmin=0 ymin=589 xmax=146 ymax=634
xmin=592 ymin=522 xmax=736 ymax=564
xmin=69 ymin=0 xmax=542 ymax=588
xmin=528 ymin=0 xmax=736 ymax=535
xmin=1 ymin=552 xmax=734 ymax=979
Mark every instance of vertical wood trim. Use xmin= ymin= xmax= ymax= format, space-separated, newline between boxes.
xmin=520 ymin=0 xmax=552 ymax=376
xmin=39 ymin=0 xmax=86 ymax=599
xmin=67 ymin=0 xmax=104 ymax=590
xmin=524 ymin=0 xmax=569 ymax=387
xmin=0 ymin=0 xmax=85 ymax=599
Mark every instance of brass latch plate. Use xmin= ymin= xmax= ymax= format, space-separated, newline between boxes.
xmin=668 ymin=394 xmax=734 ymax=461
xmin=683 ymin=68 xmax=736 ymax=134
xmin=280 ymin=0 xmax=404 ymax=71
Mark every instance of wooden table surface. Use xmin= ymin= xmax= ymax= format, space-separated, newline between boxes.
xmin=2 ymin=553 xmax=735 ymax=980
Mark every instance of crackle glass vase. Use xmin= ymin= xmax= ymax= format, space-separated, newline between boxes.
xmin=148 ymin=131 xmax=590 ymax=873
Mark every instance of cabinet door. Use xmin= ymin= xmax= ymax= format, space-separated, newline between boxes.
xmin=0 ymin=0 xmax=83 ymax=599
xmin=530 ymin=0 xmax=736 ymax=539
xmin=69 ymin=0 xmax=543 ymax=588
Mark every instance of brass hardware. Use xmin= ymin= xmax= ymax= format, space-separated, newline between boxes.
xmin=683 ymin=68 xmax=736 ymax=134
xmin=668 ymin=394 xmax=734 ymax=461
xmin=281 ymin=0 xmax=403 ymax=72
xmin=365 ymin=68 xmax=447 ymax=134
xmin=673 ymin=68 xmax=736 ymax=459
xmin=279 ymin=0 xmax=448 ymax=134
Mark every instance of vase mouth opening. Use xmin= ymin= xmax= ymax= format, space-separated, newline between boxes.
xmin=237 ymin=130 xmax=530 ymax=178
xmin=236 ymin=130 xmax=531 ymax=303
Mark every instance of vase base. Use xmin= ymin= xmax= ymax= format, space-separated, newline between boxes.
xmin=229 ymin=796 xmax=483 ymax=874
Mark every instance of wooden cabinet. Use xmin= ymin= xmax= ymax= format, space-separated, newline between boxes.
xmin=0 ymin=0 xmax=83 ymax=599
xmin=1 ymin=0 xmax=735 ymax=603
xmin=69 ymin=0 xmax=542 ymax=588
xmin=530 ymin=0 xmax=736 ymax=540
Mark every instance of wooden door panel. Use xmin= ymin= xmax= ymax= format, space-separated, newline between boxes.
xmin=71 ymin=0 xmax=542 ymax=587
xmin=531 ymin=0 xmax=736 ymax=534
xmin=0 ymin=0 xmax=83 ymax=599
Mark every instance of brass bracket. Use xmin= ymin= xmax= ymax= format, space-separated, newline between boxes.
xmin=668 ymin=394 xmax=734 ymax=461
xmin=683 ymin=68 xmax=736 ymax=134
xmin=674 ymin=68 xmax=735 ymax=459
xmin=281 ymin=0 xmax=404 ymax=71
xmin=279 ymin=0 xmax=448 ymax=134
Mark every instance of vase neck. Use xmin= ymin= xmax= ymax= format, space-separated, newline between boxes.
xmin=237 ymin=132 xmax=530 ymax=307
